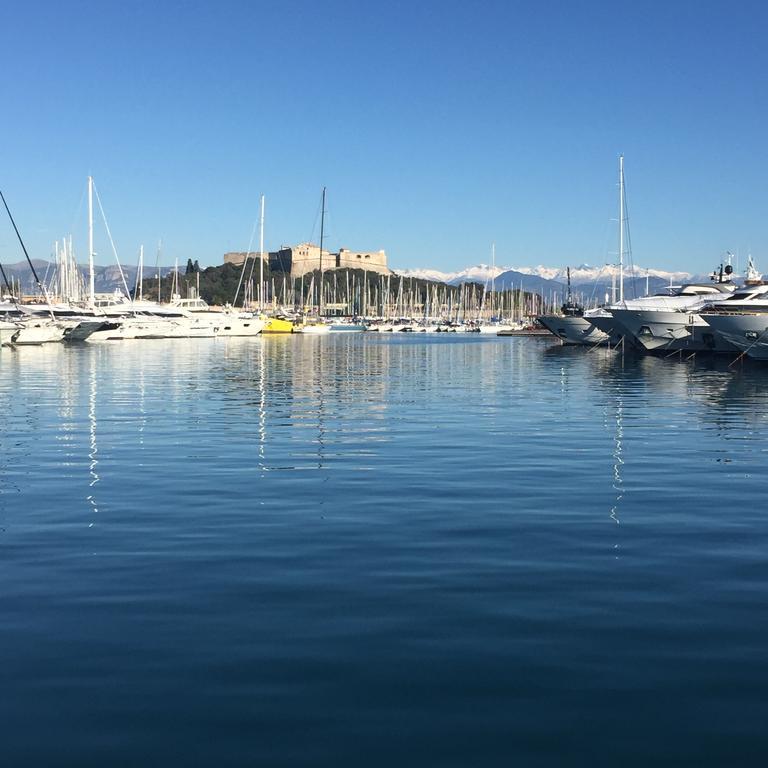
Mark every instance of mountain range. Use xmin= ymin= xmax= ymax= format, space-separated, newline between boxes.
xmin=0 ymin=259 xmax=172 ymax=296
xmin=396 ymin=262 xmax=692 ymax=286
xmin=395 ymin=262 xmax=699 ymax=303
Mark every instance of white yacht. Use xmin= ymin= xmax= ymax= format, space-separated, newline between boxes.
xmin=166 ymin=297 xmax=265 ymax=338
xmin=537 ymin=307 xmax=615 ymax=346
xmin=10 ymin=318 xmax=71 ymax=345
xmin=69 ymin=297 xmax=265 ymax=341
xmin=605 ymin=280 xmax=738 ymax=352
xmin=0 ymin=319 xmax=20 ymax=346
xmin=698 ymin=280 xmax=768 ymax=360
xmin=537 ymin=266 xmax=617 ymax=346
xmin=538 ymin=156 xmax=630 ymax=347
xmin=473 ymin=321 xmax=517 ymax=334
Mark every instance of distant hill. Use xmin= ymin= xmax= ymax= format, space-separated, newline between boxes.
xmin=1 ymin=259 xmax=176 ymax=296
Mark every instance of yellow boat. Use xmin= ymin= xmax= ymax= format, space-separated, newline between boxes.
xmin=261 ymin=316 xmax=297 ymax=334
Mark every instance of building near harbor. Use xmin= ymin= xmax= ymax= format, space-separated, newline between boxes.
xmin=224 ymin=243 xmax=390 ymax=278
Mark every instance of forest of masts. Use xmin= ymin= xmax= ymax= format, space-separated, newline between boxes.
xmin=148 ymin=267 xmax=550 ymax=321
xmin=17 ymin=240 xmax=564 ymax=321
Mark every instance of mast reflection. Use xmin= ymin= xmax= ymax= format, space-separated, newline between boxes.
xmin=87 ymin=351 xmax=100 ymax=522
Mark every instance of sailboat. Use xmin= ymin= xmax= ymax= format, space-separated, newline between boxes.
xmin=0 ymin=188 xmax=74 ymax=344
xmin=474 ymin=244 xmax=515 ymax=333
xmin=295 ymin=188 xmax=333 ymax=334
xmin=537 ymin=156 xmax=629 ymax=346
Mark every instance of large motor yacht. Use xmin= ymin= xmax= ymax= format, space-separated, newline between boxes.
xmin=698 ymin=277 xmax=768 ymax=360
xmin=606 ymin=279 xmax=738 ymax=352
xmin=537 ymin=267 xmax=617 ymax=346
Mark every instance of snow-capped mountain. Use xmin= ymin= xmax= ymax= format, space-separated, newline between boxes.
xmin=396 ymin=263 xmax=692 ymax=286
xmin=396 ymin=263 xmax=509 ymax=285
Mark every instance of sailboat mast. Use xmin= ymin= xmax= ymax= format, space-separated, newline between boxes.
xmin=319 ymin=186 xmax=326 ymax=317
xmin=491 ymin=242 xmax=495 ymax=319
xmin=619 ymin=155 xmax=624 ymax=304
xmin=139 ymin=244 xmax=144 ymax=301
xmin=88 ymin=175 xmax=95 ymax=306
xmin=259 ymin=194 xmax=265 ymax=312
xmin=156 ymin=240 xmax=162 ymax=302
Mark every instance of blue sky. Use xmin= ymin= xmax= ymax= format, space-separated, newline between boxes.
xmin=1 ymin=0 xmax=767 ymax=274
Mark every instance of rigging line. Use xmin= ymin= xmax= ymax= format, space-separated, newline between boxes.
xmin=92 ymin=182 xmax=132 ymax=302
xmin=586 ymin=263 xmax=610 ymax=303
xmin=68 ymin=181 xmax=87 ymax=238
xmin=233 ymin=219 xmax=258 ymax=308
xmin=307 ymin=192 xmax=323 ymax=245
xmin=0 ymin=258 xmax=18 ymax=304
xmin=0 ymin=188 xmax=56 ymax=319
xmin=622 ymin=177 xmax=637 ymax=299
xmin=245 ymin=237 xmax=260 ymax=299
xmin=131 ymin=247 xmax=140 ymax=298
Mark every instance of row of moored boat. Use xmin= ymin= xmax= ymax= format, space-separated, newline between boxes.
xmin=537 ymin=260 xmax=768 ymax=361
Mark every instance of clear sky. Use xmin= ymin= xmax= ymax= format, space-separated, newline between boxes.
xmin=1 ymin=0 xmax=767 ymax=275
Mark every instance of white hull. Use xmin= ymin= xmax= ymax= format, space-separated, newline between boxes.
xmin=1 ymin=322 xmax=20 ymax=347
xmin=609 ymin=308 xmax=693 ymax=350
xmin=701 ymin=313 xmax=768 ymax=359
xmin=475 ymin=324 xmax=516 ymax=334
xmin=587 ymin=313 xmax=637 ymax=346
xmin=537 ymin=314 xmax=610 ymax=345
xmin=610 ymin=308 xmax=739 ymax=353
xmin=212 ymin=317 xmax=265 ymax=336
xmin=298 ymin=323 xmax=331 ymax=334
xmin=10 ymin=320 xmax=69 ymax=345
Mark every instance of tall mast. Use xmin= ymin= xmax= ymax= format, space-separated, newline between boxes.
xmin=138 ymin=244 xmax=144 ymax=301
xmin=259 ymin=194 xmax=265 ymax=312
xmin=88 ymin=175 xmax=95 ymax=306
xmin=156 ymin=239 xmax=162 ymax=302
xmin=619 ymin=155 xmax=624 ymax=304
xmin=319 ymin=186 xmax=326 ymax=317
xmin=491 ymin=242 xmax=495 ymax=319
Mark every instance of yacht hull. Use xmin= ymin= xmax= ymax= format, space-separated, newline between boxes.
xmin=11 ymin=321 xmax=68 ymax=345
xmin=611 ymin=309 xmax=739 ymax=353
xmin=1 ymin=322 xmax=19 ymax=346
xmin=701 ymin=313 xmax=768 ymax=359
xmin=586 ymin=313 xmax=639 ymax=347
xmin=262 ymin=317 xmax=295 ymax=333
xmin=537 ymin=314 xmax=610 ymax=345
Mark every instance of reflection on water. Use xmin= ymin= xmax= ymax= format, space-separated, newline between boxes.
xmin=2 ymin=335 xmax=768 ymax=765
xmin=87 ymin=352 xmax=99 ymax=520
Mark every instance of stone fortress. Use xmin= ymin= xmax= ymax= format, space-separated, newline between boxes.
xmin=224 ymin=243 xmax=390 ymax=278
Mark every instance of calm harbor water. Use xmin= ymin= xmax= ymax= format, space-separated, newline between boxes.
xmin=2 ymin=334 xmax=768 ymax=766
